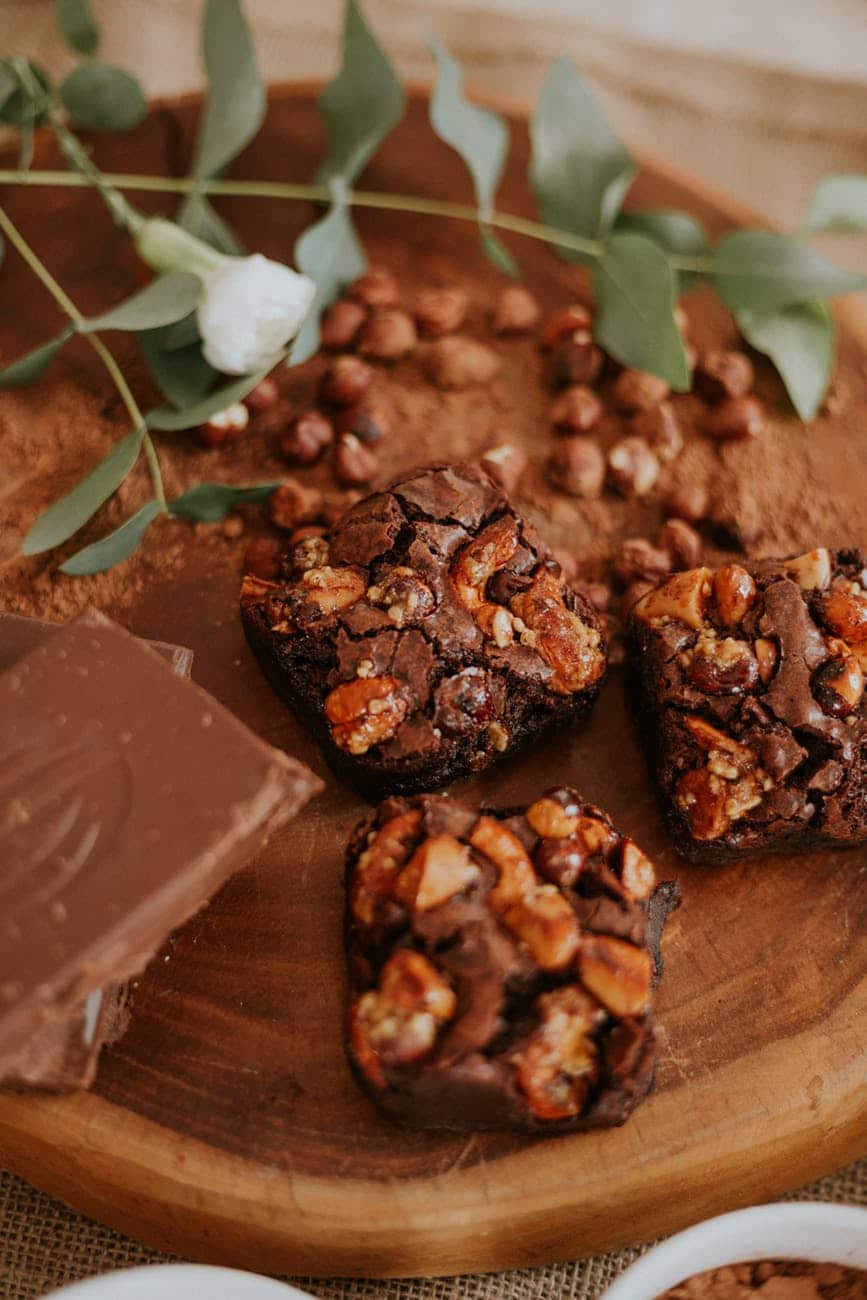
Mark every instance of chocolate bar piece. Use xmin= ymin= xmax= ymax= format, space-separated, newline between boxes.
xmin=241 ymin=462 xmax=606 ymax=798
xmin=0 ymin=609 xmax=321 ymax=1066
xmin=345 ymin=788 xmax=677 ymax=1133
xmin=628 ymin=548 xmax=867 ymax=863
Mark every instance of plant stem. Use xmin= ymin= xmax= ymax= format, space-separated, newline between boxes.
xmin=0 ymin=203 xmax=166 ymax=506
xmin=48 ymin=116 xmax=145 ymax=235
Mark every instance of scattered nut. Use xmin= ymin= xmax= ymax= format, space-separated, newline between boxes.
xmin=326 ymin=674 xmax=408 ymax=754
xmin=358 ymin=309 xmax=418 ymax=361
xmin=657 ymin=518 xmax=702 ymax=571
xmin=578 ymin=935 xmax=652 ymax=1018
xmin=198 ymin=401 xmax=249 ymax=448
xmin=335 ymin=432 xmax=378 ymax=486
xmin=785 ymin=548 xmax=832 ymax=592
xmin=550 ymin=384 xmax=603 ymax=433
xmin=633 ymin=567 xmax=712 ymax=630
xmin=334 ymin=399 xmax=390 ymax=445
xmin=612 ymin=539 xmax=673 ymax=587
xmin=546 ymin=436 xmax=605 ymax=499
xmin=493 ymin=285 xmax=541 ymax=335
xmin=243 ymin=376 xmax=279 ymax=413
xmin=269 ymin=480 xmax=323 ymax=531
xmin=320 ymin=298 xmax=367 ymax=349
xmin=349 ymin=266 xmax=400 ymax=309
xmin=540 ymin=304 xmax=592 ymax=349
xmin=665 ymin=481 xmax=709 ymax=524
xmin=286 ymin=529 xmax=329 ymax=576
xmin=424 ymin=335 xmax=500 ymax=389
xmin=606 ymin=436 xmax=660 ymax=498
xmin=631 ymin=401 xmax=683 ymax=463
xmin=481 ymin=443 xmax=528 ymax=496
xmin=319 ymin=355 xmax=373 ymax=406
xmin=279 ymin=410 xmax=334 ymax=466
xmin=548 ymin=332 xmax=603 ymax=387
xmin=713 ymin=564 xmax=757 ymax=625
xmin=612 ymin=369 xmax=670 ymax=413
xmin=414 ymin=286 xmax=468 ymax=337
xmin=694 ymin=350 xmax=755 ymax=404
xmin=222 ymin=514 xmax=244 ymax=540
xmin=703 ymin=395 xmax=765 ymax=441
xmin=243 ymin=536 xmax=283 ymax=579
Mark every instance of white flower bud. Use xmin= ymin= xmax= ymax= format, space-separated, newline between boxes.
xmin=197 ymin=254 xmax=316 ymax=375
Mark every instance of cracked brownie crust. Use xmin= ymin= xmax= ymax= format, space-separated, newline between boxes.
xmin=628 ymin=547 xmax=867 ymax=863
xmin=241 ymin=462 xmax=606 ymax=798
xmin=344 ymin=787 xmax=677 ymax=1134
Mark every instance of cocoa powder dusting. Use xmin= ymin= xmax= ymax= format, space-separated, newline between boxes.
xmin=658 ymin=1258 xmax=867 ymax=1300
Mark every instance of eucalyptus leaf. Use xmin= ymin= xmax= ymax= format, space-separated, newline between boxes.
xmin=60 ymin=500 xmax=162 ymax=575
xmin=593 ymin=232 xmax=689 ymax=389
xmin=146 ymin=367 xmax=270 ymax=431
xmin=292 ymin=190 xmax=367 ymax=364
xmin=530 ymin=59 xmax=635 ymax=256
xmin=710 ymin=232 xmax=865 ymax=314
xmin=79 ymin=272 xmax=201 ymax=333
xmin=317 ymin=0 xmax=405 ymax=185
xmin=60 ymin=63 xmax=147 ymax=132
xmin=0 ymin=327 xmax=74 ymax=388
xmin=616 ymin=209 xmax=706 ymax=291
xmin=22 ymin=426 xmax=144 ymax=555
xmin=480 ymin=225 xmax=519 ymax=278
xmin=805 ymin=173 xmax=867 ymax=235
xmin=0 ymin=60 xmax=51 ymax=127
xmin=140 ymin=325 xmax=217 ymax=409
xmin=736 ymin=301 xmax=834 ymax=421
xmin=180 ymin=194 xmax=246 ymax=256
xmin=160 ymin=312 xmax=204 ymax=352
xmin=55 ymin=0 xmax=100 ymax=56
xmin=169 ymin=480 xmax=282 ymax=522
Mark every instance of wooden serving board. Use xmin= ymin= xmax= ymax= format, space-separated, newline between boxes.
xmin=0 ymin=87 xmax=865 ymax=1279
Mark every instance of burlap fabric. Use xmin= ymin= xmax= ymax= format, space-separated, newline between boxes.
xmin=1 ymin=1159 xmax=866 ymax=1299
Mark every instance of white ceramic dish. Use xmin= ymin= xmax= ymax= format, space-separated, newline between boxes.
xmin=602 ymin=1202 xmax=867 ymax=1299
xmin=43 ymin=1264 xmax=316 ymax=1300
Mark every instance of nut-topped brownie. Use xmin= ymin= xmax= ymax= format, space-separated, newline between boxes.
xmin=344 ymin=788 xmax=677 ymax=1133
xmin=241 ymin=462 xmax=606 ymax=798
xmin=628 ymin=547 xmax=867 ymax=863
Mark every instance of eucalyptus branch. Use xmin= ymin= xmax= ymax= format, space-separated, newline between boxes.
xmin=47 ymin=115 xmax=144 ymax=235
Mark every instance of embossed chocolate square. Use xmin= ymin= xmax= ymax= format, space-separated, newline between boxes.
xmin=627 ymin=548 xmax=867 ymax=862
xmin=241 ymin=462 xmax=607 ymax=798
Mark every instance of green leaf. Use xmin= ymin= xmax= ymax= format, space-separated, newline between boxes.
xmin=180 ymin=195 xmax=246 ymax=256
xmin=616 ymin=209 xmax=706 ymax=291
xmin=710 ymin=232 xmax=865 ymax=314
xmin=736 ymin=301 xmax=834 ymax=421
xmin=593 ymin=231 xmax=689 ymax=389
xmin=60 ymin=500 xmax=162 ymax=575
xmin=292 ymin=188 xmax=367 ymax=364
xmin=169 ymin=480 xmax=282 ymax=522
xmin=146 ymin=367 xmax=270 ymax=431
xmin=0 ymin=60 xmax=51 ymax=127
xmin=530 ymin=59 xmax=635 ymax=256
xmin=317 ymin=0 xmax=405 ymax=185
xmin=140 ymin=321 xmax=217 ymax=409
xmin=0 ymin=327 xmax=74 ymax=388
xmin=79 ymin=272 xmax=200 ymax=333
xmin=805 ymin=174 xmax=867 ymax=235
xmin=22 ymin=427 xmax=144 ymax=555
xmin=479 ymin=225 xmax=519 ymax=278
xmin=55 ymin=0 xmax=100 ymax=56
xmin=60 ymin=64 xmax=147 ymax=132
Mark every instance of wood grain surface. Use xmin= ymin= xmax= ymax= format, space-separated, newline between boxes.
xmin=0 ymin=88 xmax=865 ymax=1278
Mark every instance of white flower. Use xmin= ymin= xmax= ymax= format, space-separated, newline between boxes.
xmin=197 ymin=254 xmax=316 ymax=375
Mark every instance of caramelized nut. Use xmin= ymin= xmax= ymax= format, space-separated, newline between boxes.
xmin=335 ymin=433 xmax=378 ymax=486
xmin=633 ymin=567 xmax=712 ymax=630
xmin=550 ymin=384 xmax=603 ymax=433
xmin=358 ymin=309 xmax=418 ymax=361
xmin=694 ymin=350 xmax=755 ymax=404
xmin=578 ymin=935 xmax=652 ymax=1018
xmin=320 ymin=298 xmax=367 ymax=349
xmin=286 ymin=531 xmax=330 ymax=576
xmin=606 ymin=436 xmax=660 ymax=498
xmin=279 ymin=410 xmax=334 ymax=465
xmin=675 ymin=767 xmax=729 ymax=841
xmin=414 ymin=286 xmax=468 ymax=337
xmin=546 ymin=436 xmax=605 ymax=499
xmin=349 ymin=950 xmax=455 ymax=1087
xmin=367 ymin=566 xmax=436 ymax=625
xmin=493 ymin=285 xmax=541 ymax=335
xmin=502 ymin=886 xmax=581 ymax=970
xmin=685 ymin=632 xmax=760 ymax=694
xmin=511 ymin=986 xmax=599 ymax=1121
xmin=394 ymin=835 xmax=479 ymax=911
xmin=821 ymin=584 xmax=867 ymax=641
xmin=350 ymin=809 xmax=422 ymax=927
xmin=526 ymin=795 xmax=580 ymax=839
xmin=713 ymin=564 xmax=757 ymax=625
xmin=470 ymin=815 xmax=537 ymax=911
xmin=296 ymin=564 xmax=365 ymax=613
xmin=325 ymin=675 xmax=408 ymax=754
xmin=813 ymin=639 xmax=864 ymax=716
xmin=619 ymin=839 xmax=655 ymax=900
xmin=509 ymin=567 xmax=605 ymax=694
xmin=703 ymin=395 xmax=765 ymax=440
xmin=349 ymin=266 xmax=400 ymax=309
xmin=320 ymin=355 xmax=373 ymax=406
xmin=785 ymin=548 xmax=832 ymax=592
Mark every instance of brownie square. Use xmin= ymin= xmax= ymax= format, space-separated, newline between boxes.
xmin=241 ymin=463 xmax=606 ymax=799
xmin=344 ymin=787 xmax=677 ymax=1134
xmin=628 ymin=547 xmax=867 ymax=863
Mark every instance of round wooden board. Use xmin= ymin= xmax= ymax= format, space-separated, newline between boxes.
xmin=0 ymin=86 xmax=865 ymax=1279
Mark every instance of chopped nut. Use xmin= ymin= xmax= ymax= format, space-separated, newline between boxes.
xmin=394 ymin=835 xmax=480 ymax=911
xmin=349 ymin=266 xmax=401 ymax=309
xmin=546 ymin=436 xmax=605 ymax=499
xmin=694 ymin=349 xmax=754 ymax=404
xmin=350 ymin=809 xmax=422 ymax=927
xmin=319 ymin=355 xmax=373 ymax=406
xmin=657 ymin=518 xmax=702 ymax=571
xmin=509 ymin=567 xmax=606 ymax=694
xmin=755 ymin=637 xmax=778 ymax=684
xmin=813 ymin=639 xmax=864 ymax=716
xmin=243 ymin=536 xmax=283 ymax=580
xmin=243 ymin=376 xmax=280 ymax=413
xmin=526 ymin=795 xmax=581 ymax=839
xmin=296 ymin=564 xmax=365 ymax=612
xmin=540 ymin=304 xmax=592 ymax=349
xmin=470 ymin=815 xmax=537 ymax=912
xmin=480 ymin=443 xmax=528 ymax=496
xmin=619 ymin=839 xmax=655 ymax=900
xmin=821 ymin=583 xmax=867 ymax=641
xmin=424 ymin=335 xmax=500 ymax=389
xmin=320 ymin=298 xmax=367 ymax=349
xmin=511 ymin=986 xmax=600 ymax=1121
xmin=414 ymin=286 xmax=468 ymax=337
xmin=612 ymin=369 xmax=670 ymax=412
xmin=713 ymin=563 xmax=757 ymax=625
xmin=606 ymin=436 xmax=660 ymax=498
xmin=269 ymin=480 xmax=323 ymax=531
xmin=325 ymin=674 xmax=408 ymax=754
xmin=334 ymin=399 xmax=390 ymax=444
xmin=502 ymin=886 xmax=581 ymax=970
xmin=493 ymin=285 xmax=541 ymax=335
xmin=198 ymin=400 xmax=249 ymax=448
xmin=368 ymin=566 xmax=436 ymax=625
xmin=612 ymin=538 xmax=673 ymax=587
xmin=358 ymin=309 xmax=418 ymax=361
xmin=550 ymin=384 xmax=603 ymax=433
xmin=675 ymin=767 xmax=729 ymax=841
xmin=665 ymin=481 xmax=709 ymax=524
xmin=286 ymin=531 xmax=330 ymax=576
xmin=785 ymin=547 xmax=832 ymax=592
xmin=685 ymin=630 xmax=760 ymax=694
xmin=335 ymin=433 xmax=378 ymax=486
xmin=578 ymin=935 xmax=652 ymax=1018
xmin=703 ymin=395 xmax=765 ymax=440
xmin=349 ymin=950 xmax=455 ymax=1087
xmin=279 ymin=410 xmax=334 ymax=465
xmin=633 ymin=567 xmax=712 ymax=630
xmin=548 ymin=332 xmax=603 ymax=387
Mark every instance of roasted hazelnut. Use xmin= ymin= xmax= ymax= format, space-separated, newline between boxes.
xmin=198 ymin=401 xmax=249 ymax=447
xmin=243 ymin=536 xmax=283 ymax=580
xmin=821 ymin=584 xmax=867 ymax=641
xmin=550 ymin=385 xmax=603 ymax=433
xmin=713 ymin=564 xmax=757 ymax=626
xmin=481 ymin=443 xmax=528 ymax=496
xmin=657 ymin=518 xmax=702 ymax=571
xmin=665 ymin=481 xmax=709 ymax=524
xmin=631 ymin=401 xmax=683 ymax=463
xmin=703 ymin=395 xmax=765 ymax=441
xmin=358 ymin=309 xmax=418 ymax=361
xmin=349 ymin=266 xmax=400 ymax=309
xmin=286 ymin=530 xmax=330 ymax=576
xmin=335 ymin=432 xmax=378 ymax=486
xmin=621 ymin=580 xmax=656 ymax=616
xmin=493 ymin=285 xmax=541 ymax=335
xmin=433 ymin=667 xmax=497 ymax=736
xmin=243 ymin=376 xmax=279 ymax=414
xmin=612 ymin=369 xmax=670 ymax=413
xmin=540 ymin=304 xmax=592 ymax=349
xmin=612 ymin=538 xmax=673 ymax=587
xmin=414 ymin=286 xmax=468 ymax=337
xmin=279 ymin=410 xmax=334 ymax=466
xmin=685 ymin=632 xmax=760 ymax=694
xmin=546 ymin=436 xmax=605 ymax=499
xmin=424 ymin=335 xmax=500 ymax=389
xmin=368 ymin=566 xmax=436 ymax=625
xmin=606 ymin=436 xmax=660 ymax=498
xmin=813 ymin=641 xmax=864 ymax=716
xmin=548 ymin=332 xmax=603 ymax=387
xmin=333 ymin=399 xmax=390 ymax=445
xmin=320 ymin=298 xmax=367 ymax=350
xmin=269 ymin=480 xmax=323 ymax=531
xmin=319 ymin=355 xmax=373 ymax=406
xmin=694 ymin=350 xmax=754 ymax=404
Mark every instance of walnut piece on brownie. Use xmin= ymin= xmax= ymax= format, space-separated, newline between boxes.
xmin=628 ymin=547 xmax=867 ymax=863
xmin=344 ymin=788 xmax=678 ymax=1133
xmin=241 ymin=462 xmax=607 ymax=798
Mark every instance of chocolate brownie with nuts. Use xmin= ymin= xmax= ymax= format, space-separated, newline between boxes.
xmin=628 ymin=547 xmax=867 ymax=863
xmin=241 ymin=462 xmax=606 ymax=798
xmin=345 ymin=787 xmax=677 ymax=1133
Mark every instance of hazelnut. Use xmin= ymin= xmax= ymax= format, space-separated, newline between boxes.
xmin=665 ymin=481 xmax=709 ymax=524
xmin=540 ymin=304 xmax=592 ymax=349
xmin=243 ymin=376 xmax=279 ymax=414
xmin=319 ymin=355 xmax=373 ymax=407
xmin=631 ymin=401 xmax=683 ymax=463
xmin=546 ymin=436 xmax=605 ymax=499
xmin=335 ymin=432 xmax=378 ymax=486
xmin=813 ymin=641 xmax=864 ymax=716
xmin=657 ymin=518 xmax=702 ymax=571
xmin=713 ymin=564 xmax=757 ymax=625
xmin=612 ymin=538 xmax=673 ymax=587
xmin=493 ymin=285 xmax=541 ymax=335
xmin=694 ymin=350 xmax=755 ymax=404
xmin=358 ymin=309 xmax=418 ymax=361
xmin=481 ymin=443 xmax=528 ymax=496
xmin=333 ymin=400 xmax=389 ymax=445
xmin=198 ymin=401 xmax=249 ymax=448
xmin=612 ymin=369 xmax=670 ymax=412
xmin=424 ymin=335 xmax=500 ymax=389
xmin=703 ymin=395 xmax=765 ymax=441
xmin=269 ymin=480 xmax=323 ymax=531
xmin=606 ymin=436 xmax=660 ymax=498
xmin=821 ymin=585 xmax=867 ymax=641
xmin=621 ymin=580 xmax=656 ymax=616
xmin=286 ymin=531 xmax=330 ymax=575
xmin=368 ymin=566 xmax=436 ymax=626
xmin=279 ymin=410 xmax=334 ymax=466
xmin=685 ymin=633 xmax=760 ymax=695
xmin=550 ymin=385 xmax=603 ymax=433
xmin=243 ymin=536 xmax=283 ymax=579
xmin=633 ymin=568 xmax=712 ymax=631
xmin=320 ymin=298 xmax=367 ymax=350
xmin=548 ymin=332 xmax=603 ymax=387
xmin=349 ymin=266 xmax=400 ymax=309
xmin=414 ymin=286 xmax=468 ymax=337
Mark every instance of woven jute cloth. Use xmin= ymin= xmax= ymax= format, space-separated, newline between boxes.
xmin=1 ymin=1159 xmax=866 ymax=1299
